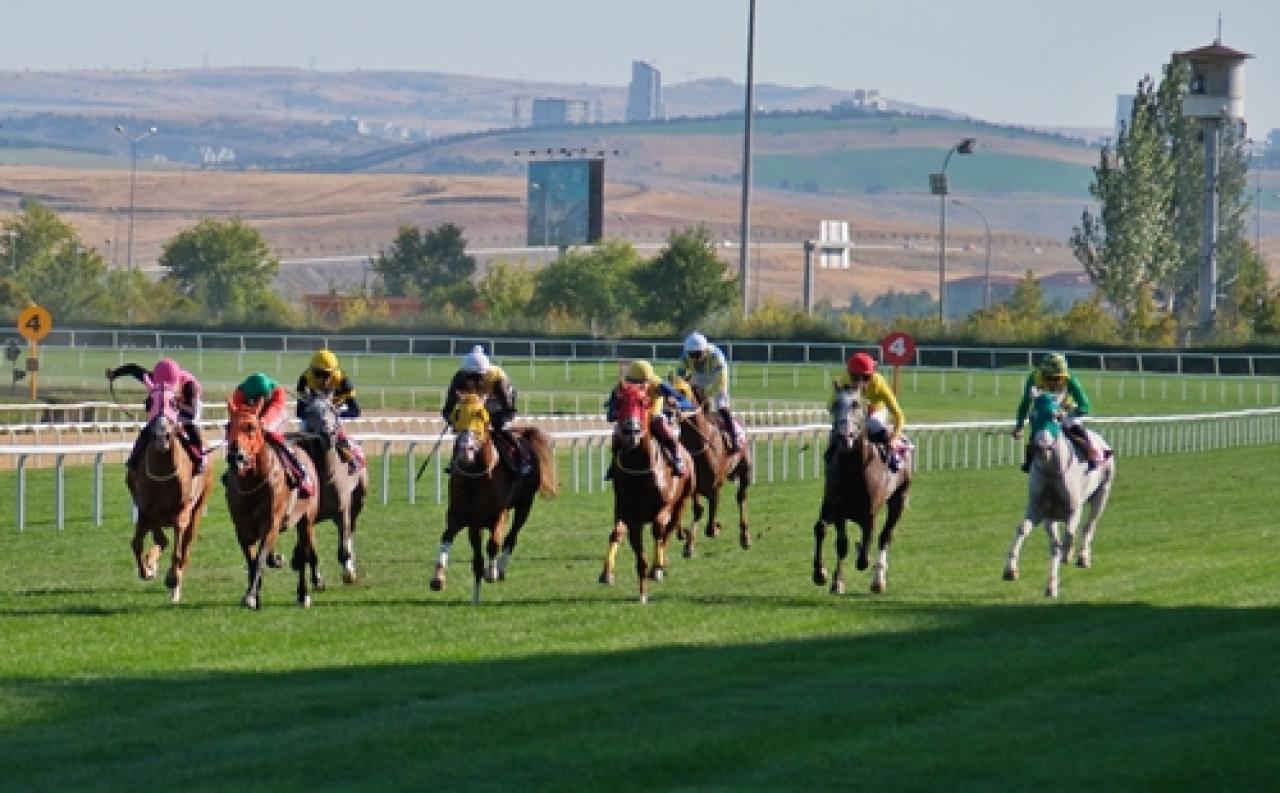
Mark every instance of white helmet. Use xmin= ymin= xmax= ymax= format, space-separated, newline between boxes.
xmin=683 ymin=332 xmax=709 ymax=355
xmin=461 ymin=345 xmax=490 ymax=374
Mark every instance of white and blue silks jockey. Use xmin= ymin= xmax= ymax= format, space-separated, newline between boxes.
xmin=675 ymin=331 xmax=739 ymax=453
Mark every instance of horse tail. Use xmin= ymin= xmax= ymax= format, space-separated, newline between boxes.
xmin=520 ymin=427 xmax=559 ymax=498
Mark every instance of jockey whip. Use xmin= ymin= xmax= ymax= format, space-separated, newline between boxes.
xmin=107 ymin=376 xmax=144 ymax=423
xmin=414 ymin=432 xmax=448 ymax=482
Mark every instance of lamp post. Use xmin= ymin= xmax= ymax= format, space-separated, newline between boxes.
xmin=929 ymin=137 xmax=976 ymax=326
xmin=114 ymin=124 xmax=157 ymax=272
xmin=952 ymin=199 xmax=992 ymax=311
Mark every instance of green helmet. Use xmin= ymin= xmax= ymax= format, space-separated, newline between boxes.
xmin=1040 ymin=353 xmax=1069 ymax=378
xmin=240 ymin=372 xmax=276 ymax=401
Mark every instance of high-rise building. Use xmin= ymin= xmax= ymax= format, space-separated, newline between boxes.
xmin=531 ymin=98 xmax=591 ymax=127
xmin=626 ymin=61 xmax=663 ymax=122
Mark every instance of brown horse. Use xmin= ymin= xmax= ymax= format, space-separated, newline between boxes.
xmin=812 ymin=387 xmax=912 ymax=594
xmin=599 ymin=382 xmax=696 ymax=603
xmin=431 ymin=390 xmax=557 ymax=604
xmin=297 ymin=389 xmax=369 ymax=584
xmin=675 ymin=381 xmax=753 ymax=551
xmin=126 ymin=381 xmax=212 ymax=604
xmin=224 ymin=399 xmax=321 ymax=609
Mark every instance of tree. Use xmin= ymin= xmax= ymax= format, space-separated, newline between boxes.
xmin=1004 ymin=270 xmax=1044 ymax=322
xmin=477 ymin=259 xmax=535 ymax=320
xmin=0 ymin=201 xmax=108 ymax=319
xmin=158 ymin=217 xmax=282 ymax=321
xmin=631 ymin=226 xmax=737 ymax=331
xmin=531 ymin=240 xmax=638 ymax=331
xmin=372 ymin=222 xmax=476 ymax=302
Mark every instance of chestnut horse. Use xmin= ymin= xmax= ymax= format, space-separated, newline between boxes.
xmin=126 ymin=380 xmax=212 ymax=604
xmin=676 ymin=381 xmax=753 ymax=550
xmin=224 ymin=399 xmax=321 ymax=609
xmin=599 ymin=382 xmax=696 ymax=603
xmin=431 ymin=390 xmax=558 ymax=604
xmin=812 ymin=387 xmax=912 ymax=594
xmin=297 ymin=390 xmax=369 ymax=584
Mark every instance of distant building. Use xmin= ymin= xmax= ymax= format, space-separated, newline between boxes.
xmin=945 ymin=270 xmax=1096 ymax=319
xmin=626 ymin=61 xmax=663 ymax=122
xmin=532 ymin=98 xmax=591 ymax=127
xmin=817 ymin=220 xmax=852 ymax=269
xmin=831 ymin=88 xmax=886 ymax=115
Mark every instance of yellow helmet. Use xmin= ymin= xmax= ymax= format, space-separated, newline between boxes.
xmin=310 ymin=349 xmax=339 ymax=373
xmin=626 ymin=360 xmax=657 ymax=383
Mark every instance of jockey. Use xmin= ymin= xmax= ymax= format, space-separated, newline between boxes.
xmin=1013 ymin=353 xmax=1100 ymax=472
xmin=605 ymin=359 xmax=692 ymax=477
xmin=295 ymin=348 xmax=363 ymax=472
xmin=228 ymin=372 xmax=314 ymax=497
xmin=441 ymin=345 xmax=530 ymax=475
xmin=675 ymin=331 xmax=739 ymax=453
xmin=106 ymin=357 xmax=207 ymax=473
xmin=836 ymin=352 xmax=906 ymax=472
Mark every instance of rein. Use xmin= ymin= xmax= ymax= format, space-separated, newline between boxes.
xmin=143 ymin=445 xmax=179 ymax=482
xmin=612 ymin=449 xmax=654 ymax=476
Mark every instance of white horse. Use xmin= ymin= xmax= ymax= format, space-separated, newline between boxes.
xmin=1004 ymin=392 xmax=1115 ymax=597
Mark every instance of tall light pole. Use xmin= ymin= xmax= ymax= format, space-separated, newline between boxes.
xmin=929 ymin=137 xmax=975 ymax=327
xmin=952 ymin=199 xmax=992 ymax=311
xmin=738 ymin=0 xmax=757 ymax=315
xmin=114 ymin=124 xmax=157 ymax=272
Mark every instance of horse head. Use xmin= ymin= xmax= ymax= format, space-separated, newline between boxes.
xmin=450 ymin=390 xmax=490 ymax=468
xmin=1028 ymin=391 xmax=1068 ymax=471
xmin=300 ymin=389 xmax=340 ymax=442
xmin=613 ymin=382 xmax=651 ymax=451
xmin=830 ymin=385 xmax=866 ymax=453
xmin=226 ymin=398 xmax=266 ymax=477
xmin=144 ymin=382 xmax=179 ymax=454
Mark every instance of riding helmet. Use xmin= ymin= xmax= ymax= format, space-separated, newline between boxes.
xmin=240 ymin=372 xmax=276 ymax=401
xmin=846 ymin=352 xmax=877 ymax=376
xmin=151 ymin=358 xmax=182 ymax=385
xmin=1040 ymin=353 xmax=1069 ymax=378
xmin=461 ymin=345 xmax=490 ymax=374
xmin=626 ymin=360 xmax=658 ymax=383
xmin=683 ymin=332 xmax=709 ymax=355
xmin=310 ymin=348 xmax=339 ymax=373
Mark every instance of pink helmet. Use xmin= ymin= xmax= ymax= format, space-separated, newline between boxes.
xmin=152 ymin=358 xmax=183 ymax=386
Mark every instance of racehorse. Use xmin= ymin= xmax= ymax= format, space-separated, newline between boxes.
xmin=297 ymin=389 xmax=369 ymax=584
xmin=812 ymin=386 xmax=912 ymax=594
xmin=431 ymin=389 xmax=557 ymax=604
xmin=1004 ymin=391 xmax=1115 ymax=597
xmin=224 ymin=398 xmax=321 ymax=609
xmin=676 ymin=381 xmax=753 ymax=551
xmin=126 ymin=380 xmax=212 ymax=603
xmin=599 ymin=382 xmax=696 ymax=603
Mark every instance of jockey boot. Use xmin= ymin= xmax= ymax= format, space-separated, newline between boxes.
xmin=718 ymin=407 xmax=739 ymax=453
xmin=336 ymin=437 xmax=359 ymax=474
xmin=1020 ymin=444 xmax=1031 ymax=474
xmin=659 ymin=437 xmax=685 ymax=476
xmin=184 ymin=422 xmax=206 ymax=473
xmin=273 ymin=439 xmax=314 ymax=497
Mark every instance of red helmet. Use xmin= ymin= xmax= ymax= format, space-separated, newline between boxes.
xmin=846 ymin=352 xmax=876 ymax=376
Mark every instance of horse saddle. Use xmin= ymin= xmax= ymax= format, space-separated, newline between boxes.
xmin=495 ymin=432 xmax=532 ymax=476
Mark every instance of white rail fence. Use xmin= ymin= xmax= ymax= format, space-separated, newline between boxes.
xmin=5 ymin=407 xmax=1279 ymax=531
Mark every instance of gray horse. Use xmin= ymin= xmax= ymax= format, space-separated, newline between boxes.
xmin=1004 ymin=392 xmax=1115 ymax=597
xmin=297 ymin=390 xmax=369 ymax=584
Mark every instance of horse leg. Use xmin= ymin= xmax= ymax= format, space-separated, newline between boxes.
xmin=871 ymin=493 xmax=907 ymax=594
xmin=291 ymin=520 xmax=315 ymax=608
xmin=241 ymin=524 xmax=269 ymax=610
xmin=468 ymin=526 xmax=485 ymax=605
xmin=812 ymin=517 xmax=829 ymax=585
xmin=484 ymin=513 xmax=507 ymax=584
xmin=831 ymin=520 xmax=848 ymax=595
xmin=690 ymin=496 xmax=704 ymax=537
xmin=1077 ymin=474 xmax=1113 ymax=569
xmin=599 ymin=519 xmax=624 ymax=585
xmin=166 ymin=518 xmax=192 ymax=603
xmin=854 ymin=517 xmax=873 ymax=572
xmin=650 ymin=520 xmax=669 ymax=581
xmin=1045 ymin=521 xmax=1064 ymax=598
xmin=1004 ymin=517 xmax=1034 ymax=581
xmin=336 ymin=510 xmax=356 ymax=585
xmin=628 ymin=520 xmax=649 ymax=603
xmin=704 ymin=487 xmax=722 ymax=539
xmin=132 ymin=515 xmax=161 ymax=581
xmin=431 ymin=515 xmax=464 ymax=592
xmin=736 ymin=472 xmax=751 ymax=550
xmin=497 ymin=501 xmax=532 ymax=581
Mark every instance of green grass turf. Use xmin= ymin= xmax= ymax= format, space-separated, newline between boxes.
xmin=17 ymin=346 xmax=1280 ymax=422
xmin=0 ymin=444 xmax=1277 ymax=790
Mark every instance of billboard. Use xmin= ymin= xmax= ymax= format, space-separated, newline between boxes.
xmin=527 ymin=158 xmax=603 ymax=247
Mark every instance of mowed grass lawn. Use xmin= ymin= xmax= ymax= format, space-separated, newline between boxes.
xmin=1 ymin=442 xmax=1277 ymax=791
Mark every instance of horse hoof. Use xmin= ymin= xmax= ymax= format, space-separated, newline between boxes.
xmin=164 ymin=570 xmax=179 ymax=589
xmin=1075 ymin=556 xmax=1091 ymax=569
xmin=314 ymin=578 xmax=326 ymax=592
xmin=813 ymin=568 xmax=828 ymax=586
xmin=429 ymin=577 xmax=445 ymax=592
xmin=830 ymin=579 xmax=844 ymax=595
xmin=266 ymin=553 xmax=284 ymax=569
xmin=1003 ymin=567 xmax=1018 ymax=581
xmin=242 ymin=594 xmax=257 ymax=609
xmin=855 ymin=558 xmax=869 ymax=572
xmin=870 ymin=580 xmax=885 ymax=594
xmin=598 ymin=571 xmax=614 ymax=586
xmin=169 ymin=587 xmax=181 ymax=604
xmin=705 ymin=526 xmax=718 ymax=538
xmin=650 ymin=567 xmax=664 ymax=582
xmin=676 ymin=528 xmax=688 ymax=541
xmin=299 ymin=595 xmax=312 ymax=609
xmin=739 ymin=532 xmax=751 ymax=550
xmin=639 ymin=593 xmax=648 ymax=605
xmin=497 ymin=569 xmax=507 ymax=582
xmin=142 ymin=566 xmax=156 ymax=581
xmin=682 ymin=546 xmax=693 ymax=559
xmin=342 ymin=568 xmax=358 ymax=585
xmin=1045 ymin=586 xmax=1059 ymax=598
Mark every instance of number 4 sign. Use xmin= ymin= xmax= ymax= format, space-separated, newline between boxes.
xmin=880 ymin=331 xmax=916 ymax=366
xmin=17 ymin=304 xmax=52 ymax=343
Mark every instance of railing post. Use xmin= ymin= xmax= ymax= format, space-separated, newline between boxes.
xmin=93 ymin=452 xmax=104 ymax=527
xmin=16 ymin=454 xmax=28 ymax=531
xmin=406 ymin=442 xmax=418 ymax=505
xmin=381 ymin=442 xmax=392 ymax=505
xmin=55 ymin=454 xmax=66 ymax=530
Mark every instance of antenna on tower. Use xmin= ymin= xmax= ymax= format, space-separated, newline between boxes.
xmin=1216 ymin=12 xmax=1222 ymax=44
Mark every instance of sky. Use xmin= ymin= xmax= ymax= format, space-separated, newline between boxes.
xmin=9 ymin=0 xmax=1280 ymax=137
